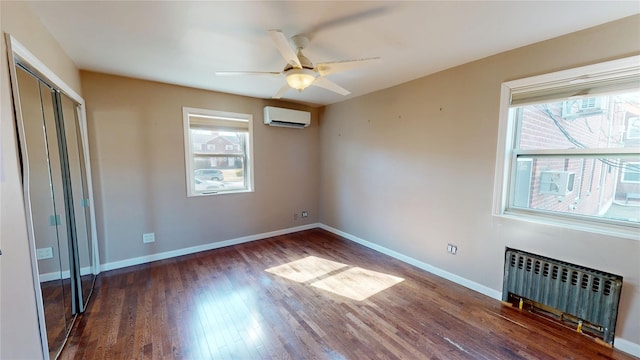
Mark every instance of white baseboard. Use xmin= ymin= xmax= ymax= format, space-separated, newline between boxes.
xmin=100 ymin=223 xmax=320 ymax=272
xmin=318 ymin=224 xmax=640 ymax=358
xmin=614 ymin=338 xmax=640 ymax=358
xmin=39 ymin=266 xmax=94 ymax=283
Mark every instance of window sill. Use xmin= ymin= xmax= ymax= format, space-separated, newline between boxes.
xmin=494 ymin=210 xmax=640 ymax=241
xmin=188 ymin=189 xmax=253 ymax=197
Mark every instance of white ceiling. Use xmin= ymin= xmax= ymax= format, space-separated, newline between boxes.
xmin=27 ymin=1 xmax=639 ymax=107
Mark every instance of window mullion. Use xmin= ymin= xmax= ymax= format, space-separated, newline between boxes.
xmin=514 ymin=148 xmax=639 ymax=157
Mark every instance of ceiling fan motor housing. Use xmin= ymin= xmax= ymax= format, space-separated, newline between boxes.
xmin=284 ymin=36 xmax=315 ymax=72
xmin=284 ymin=53 xmax=315 ymax=71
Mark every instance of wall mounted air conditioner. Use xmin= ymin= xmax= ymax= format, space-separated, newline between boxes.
xmin=539 ymin=170 xmax=575 ymax=196
xmin=561 ymin=97 xmax=608 ymax=118
xmin=264 ymin=106 xmax=311 ymax=128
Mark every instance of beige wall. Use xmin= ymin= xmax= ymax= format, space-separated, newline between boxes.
xmin=319 ymin=14 xmax=640 ymax=346
xmin=1 ymin=1 xmax=82 ymax=358
xmin=80 ymin=72 xmax=320 ymax=265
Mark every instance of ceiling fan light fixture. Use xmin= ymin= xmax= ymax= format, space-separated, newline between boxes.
xmin=286 ymin=69 xmax=316 ymax=91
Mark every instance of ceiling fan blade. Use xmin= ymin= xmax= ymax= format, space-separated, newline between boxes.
xmin=272 ymin=84 xmax=291 ymax=99
xmin=312 ymin=77 xmax=350 ymax=96
xmin=268 ymin=30 xmax=302 ymax=69
xmin=215 ymin=71 xmax=281 ymax=76
xmin=305 ymin=6 xmax=390 ymax=36
xmin=316 ymin=57 xmax=381 ymax=76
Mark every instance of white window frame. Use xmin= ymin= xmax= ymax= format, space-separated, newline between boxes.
xmin=492 ymin=55 xmax=640 ymax=239
xmin=183 ymin=107 xmax=254 ymax=197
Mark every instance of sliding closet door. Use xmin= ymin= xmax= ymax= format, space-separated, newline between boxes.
xmin=15 ymin=66 xmax=73 ymax=359
xmin=9 ymin=35 xmax=99 ymax=359
xmin=43 ymin=81 xmax=76 ymax=326
xmin=59 ymin=92 xmax=95 ymax=309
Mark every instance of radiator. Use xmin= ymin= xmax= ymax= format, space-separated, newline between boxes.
xmin=502 ymin=248 xmax=623 ymax=345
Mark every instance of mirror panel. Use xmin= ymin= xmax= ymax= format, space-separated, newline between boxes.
xmin=16 ymin=65 xmax=69 ymax=359
xmin=60 ymin=93 xmax=95 ymax=308
xmin=41 ymin=81 xmax=74 ymax=335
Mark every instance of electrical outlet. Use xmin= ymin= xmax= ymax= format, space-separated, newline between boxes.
xmin=447 ymin=243 xmax=458 ymax=255
xmin=36 ymin=247 xmax=53 ymax=260
xmin=143 ymin=232 xmax=155 ymax=243
xmin=301 ymin=211 xmax=308 ymax=218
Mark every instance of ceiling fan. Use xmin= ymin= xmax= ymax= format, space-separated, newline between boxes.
xmin=215 ymin=30 xmax=380 ymax=99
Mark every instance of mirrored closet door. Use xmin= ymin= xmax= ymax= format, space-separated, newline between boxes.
xmin=9 ymin=47 xmax=99 ymax=359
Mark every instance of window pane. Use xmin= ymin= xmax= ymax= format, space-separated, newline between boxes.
xmin=514 ymin=91 xmax=640 ymax=150
xmin=193 ymin=155 xmax=246 ymax=191
xmin=627 ymin=117 xmax=640 ymax=139
xmin=190 ymin=129 xmax=245 ymax=154
xmin=512 ymin=157 xmax=640 ymax=222
xmin=622 ymin=162 xmax=640 ymax=183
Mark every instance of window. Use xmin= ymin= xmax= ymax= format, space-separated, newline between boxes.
xmin=627 ymin=117 xmax=640 ymax=139
xmin=494 ymin=56 xmax=640 ymax=236
xmin=183 ymin=107 xmax=253 ymax=196
xmin=622 ymin=162 xmax=640 ymax=183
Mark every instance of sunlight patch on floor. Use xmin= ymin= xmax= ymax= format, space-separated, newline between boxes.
xmin=265 ymin=256 xmax=404 ymax=301
xmin=265 ymin=255 xmax=347 ymax=282
xmin=311 ymin=267 xmax=404 ymax=301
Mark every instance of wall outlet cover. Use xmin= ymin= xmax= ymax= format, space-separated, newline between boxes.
xmin=36 ymin=247 xmax=53 ymax=260
xmin=143 ymin=233 xmax=155 ymax=243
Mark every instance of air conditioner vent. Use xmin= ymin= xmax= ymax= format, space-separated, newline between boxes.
xmin=539 ymin=171 xmax=575 ymax=196
xmin=264 ymin=106 xmax=311 ymax=128
xmin=562 ymin=97 xmax=608 ymax=119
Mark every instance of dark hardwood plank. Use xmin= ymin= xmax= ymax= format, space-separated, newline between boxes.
xmin=61 ymin=229 xmax=638 ymax=360
xmin=40 ymin=279 xmax=71 ymax=358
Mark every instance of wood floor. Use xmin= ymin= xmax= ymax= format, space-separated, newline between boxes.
xmin=41 ymin=279 xmax=71 ymax=358
xmin=61 ymin=229 xmax=637 ymax=359
xmin=42 ymin=275 xmax=96 ymax=358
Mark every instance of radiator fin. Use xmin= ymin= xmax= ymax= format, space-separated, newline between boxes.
xmin=503 ymin=249 xmax=623 ymax=345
